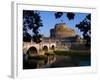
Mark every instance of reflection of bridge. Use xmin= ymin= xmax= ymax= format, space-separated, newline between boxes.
xmin=23 ymin=41 xmax=56 ymax=55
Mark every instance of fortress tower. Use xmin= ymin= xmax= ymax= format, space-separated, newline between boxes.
xmin=50 ymin=23 xmax=75 ymax=38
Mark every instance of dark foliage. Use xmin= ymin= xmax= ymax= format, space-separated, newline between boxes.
xmin=86 ymin=14 xmax=91 ymax=20
xmin=32 ymin=34 xmax=42 ymax=43
xmin=54 ymin=12 xmax=75 ymax=20
xmin=66 ymin=12 xmax=75 ymax=20
xmin=23 ymin=32 xmax=31 ymax=42
xmin=23 ymin=10 xmax=43 ymax=43
xmin=76 ymin=14 xmax=91 ymax=47
xmin=55 ymin=12 xmax=63 ymax=19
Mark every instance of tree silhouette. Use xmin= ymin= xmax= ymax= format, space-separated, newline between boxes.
xmin=76 ymin=14 xmax=91 ymax=47
xmin=55 ymin=12 xmax=63 ymax=19
xmin=54 ymin=12 xmax=75 ymax=20
xmin=66 ymin=12 xmax=75 ymax=20
xmin=23 ymin=10 xmax=43 ymax=43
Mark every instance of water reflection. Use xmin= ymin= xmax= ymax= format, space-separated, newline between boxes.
xmin=23 ymin=54 xmax=90 ymax=69
xmin=23 ymin=54 xmax=56 ymax=69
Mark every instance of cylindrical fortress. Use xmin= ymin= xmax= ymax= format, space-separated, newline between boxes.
xmin=50 ymin=23 xmax=75 ymax=38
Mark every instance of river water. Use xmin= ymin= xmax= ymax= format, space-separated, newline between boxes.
xmin=23 ymin=55 xmax=90 ymax=69
xmin=79 ymin=60 xmax=90 ymax=66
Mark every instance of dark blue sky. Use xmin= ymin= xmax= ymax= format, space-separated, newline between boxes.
xmin=28 ymin=11 xmax=89 ymax=37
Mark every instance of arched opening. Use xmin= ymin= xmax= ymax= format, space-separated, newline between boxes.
xmin=27 ymin=46 xmax=37 ymax=56
xmin=51 ymin=45 xmax=55 ymax=51
xmin=42 ymin=46 xmax=48 ymax=52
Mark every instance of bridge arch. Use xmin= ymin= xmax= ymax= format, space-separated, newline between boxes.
xmin=42 ymin=45 xmax=48 ymax=52
xmin=51 ymin=45 xmax=55 ymax=50
xmin=26 ymin=46 xmax=38 ymax=56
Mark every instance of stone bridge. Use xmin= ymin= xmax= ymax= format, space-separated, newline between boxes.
xmin=23 ymin=42 xmax=56 ymax=55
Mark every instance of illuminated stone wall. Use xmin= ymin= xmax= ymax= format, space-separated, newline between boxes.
xmin=50 ymin=23 xmax=75 ymax=38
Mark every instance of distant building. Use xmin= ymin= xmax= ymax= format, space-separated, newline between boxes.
xmin=50 ymin=23 xmax=75 ymax=38
xmin=49 ymin=23 xmax=86 ymax=50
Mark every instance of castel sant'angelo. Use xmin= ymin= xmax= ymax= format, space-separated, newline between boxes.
xmin=50 ymin=23 xmax=75 ymax=38
xmin=42 ymin=23 xmax=85 ymax=50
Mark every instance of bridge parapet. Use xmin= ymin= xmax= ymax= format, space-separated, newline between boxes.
xmin=23 ymin=42 xmax=56 ymax=55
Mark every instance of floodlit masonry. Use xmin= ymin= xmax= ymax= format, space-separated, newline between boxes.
xmin=50 ymin=23 xmax=75 ymax=38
